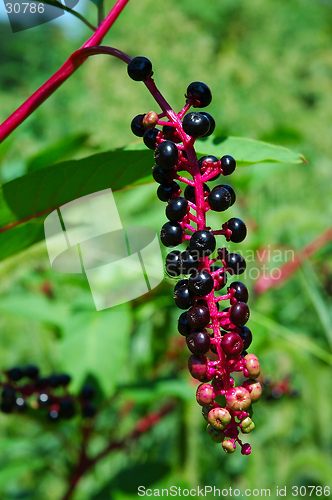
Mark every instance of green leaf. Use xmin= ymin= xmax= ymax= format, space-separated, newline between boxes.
xmin=59 ymin=305 xmax=132 ymax=394
xmin=27 ymin=134 xmax=89 ymax=173
xmin=36 ymin=0 xmax=96 ymax=30
xmin=0 ymin=149 xmax=153 ymax=262
xmin=196 ymin=136 xmax=306 ymax=166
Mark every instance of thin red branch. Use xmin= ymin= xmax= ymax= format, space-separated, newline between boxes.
xmin=0 ymin=0 xmax=131 ymax=144
xmin=254 ymin=226 xmax=332 ymax=294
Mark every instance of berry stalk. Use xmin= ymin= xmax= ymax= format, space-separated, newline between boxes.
xmin=128 ymin=57 xmax=262 ymax=454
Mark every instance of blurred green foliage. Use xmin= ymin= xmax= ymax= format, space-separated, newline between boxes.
xmin=0 ymin=0 xmax=332 ymax=498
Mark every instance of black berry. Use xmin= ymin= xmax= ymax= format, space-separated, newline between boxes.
xmin=143 ymin=128 xmax=159 ymax=149
xmin=198 ymin=155 xmax=220 ymax=181
xmin=7 ymin=367 xmax=24 ymax=382
xmin=157 ymin=181 xmax=180 ymax=202
xmin=174 ymin=281 xmax=195 ymax=309
xmin=165 ymin=250 xmax=181 ymax=278
xmin=178 ymin=312 xmax=191 ymax=336
xmin=24 ymin=365 xmax=39 ymax=379
xmin=237 ymin=326 xmax=252 ymax=350
xmin=230 ymin=302 xmax=250 ymax=326
xmin=208 ymin=186 xmax=231 ymax=212
xmin=186 ymin=330 xmax=211 ymax=355
xmin=127 ymin=56 xmax=152 ymax=81
xmin=155 ymin=141 xmax=179 ymax=170
xmin=166 ymin=197 xmax=188 ymax=221
xmin=188 ymin=270 xmax=214 ymax=296
xmin=221 ymin=155 xmax=236 ymax=176
xmin=186 ymin=82 xmax=212 ymax=108
xmin=163 ymin=125 xmax=181 ymax=142
xmin=152 ymin=165 xmax=174 ymax=184
xmin=199 ymin=112 xmax=215 ymax=137
xmin=160 ymin=222 xmax=183 ymax=247
xmin=228 ymin=281 xmax=249 ymax=303
xmin=187 ymin=304 xmax=210 ymax=329
xmin=178 ymin=250 xmax=200 ymax=275
xmin=131 ymin=114 xmax=145 ymax=137
xmin=182 ymin=112 xmax=210 ymax=137
xmin=220 ymin=184 xmax=236 ymax=206
xmin=184 ymin=183 xmax=210 ymax=203
xmin=225 ymin=253 xmax=246 ymax=275
xmin=226 ymin=218 xmax=247 ymax=243
xmin=189 ymin=230 xmax=216 ymax=257
xmin=1 ymin=387 xmax=16 ymax=404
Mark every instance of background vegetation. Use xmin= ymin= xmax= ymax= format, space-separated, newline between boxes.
xmin=0 ymin=0 xmax=331 ymax=498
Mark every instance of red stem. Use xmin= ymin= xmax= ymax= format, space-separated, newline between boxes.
xmin=0 ymin=0 xmax=131 ymax=144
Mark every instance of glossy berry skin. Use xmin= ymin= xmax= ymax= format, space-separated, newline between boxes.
xmin=152 ymin=165 xmax=173 ymax=184
xmin=143 ymin=128 xmax=159 ymax=149
xmin=208 ymin=407 xmax=231 ymax=430
xmin=157 ymin=181 xmax=180 ymax=202
xmin=178 ymin=311 xmax=191 ymax=336
xmin=220 ymin=155 xmax=236 ymax=175
xmin=186 ymin=81 xmax=212 ymax=108
xmin=220 ymin=184 xmax=236 ymax=206
xmin=165 ymin=250 xmax=181 ymax=278
xmin=160 ymin=222 xmax=183 ymax=247
xmin=186 ymin=330 xmax=210 ymax=355
xmin=188 ymin=354 xmax=208 ymax=381
xmin=238 ymin=326 xmax=252 ymax=350
xmin=196 ymin=383 xmax=215 ymax=406
xmin=189 ymin=230 xmax=216 ymax=257
xmin=230 ymin=302 xmax=250 ymax=326
xmin=198 ymin=155 xmax=219 ymax=180
xmin=225 ymin=253 xmax=246 ymax=275
xmin=182 ymin=112 xmax=210 ymax=137
xmin=187 ymin=304 xmax=210 ymax=329
xmin=244 ymin=353 xmax=260 ymax=378
xmin=184 ymin=183 xmax=210 ymax=203
xmin=199 ymin=112 xmax=215 ymax=137
xmin=178 ymin=250 xmax=200 ymax=275
xmin=166 ymin=197 xmax=188 ymax=221
xmin=228 ymin=281 xmax=249 ymax=303
xmin=208 ymin=186 xmax=231 ymax=212
xmin=226 ymin=386 xmax=251 ymax=411
xmin=127 ymin=56 xmax=152 ymax=81
xmin=226 ymin=218 xmax=247 ymax=243
xmin=174 ymin=282 xmax=195 ymax=310
xmin=155 ymin=140 xmax=179 ymax=170
xmin=188 ymin=270 xmax=214 ymax=296
xmin=131 ymin=114 xmax=145 ymax=137
xmin=221 ymin=332 xmax=244 ymax=356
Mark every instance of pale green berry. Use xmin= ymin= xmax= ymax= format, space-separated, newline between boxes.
xmin=222 ymin=439 xmax=236 ymax=453
xmin=208 ymin=407 xmax=231 ymax=430
xmin=241 ymin=416 xmax=255 ymax=434
xmin=206 ymin=423 xmax=224 ymax=443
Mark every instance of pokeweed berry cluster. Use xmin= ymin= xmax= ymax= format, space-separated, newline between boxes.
xmin=0 ymin=365 xmax=97 ymax=421
xmin=128 ymin=56 xmax=262 ymax=455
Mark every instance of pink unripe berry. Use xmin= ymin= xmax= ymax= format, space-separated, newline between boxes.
xmin=222 ymin=439 xmax=236 ymax=454
xmin=206 ymin=424 xmax=224 ymax=443
xmin=244 ymin=353 xmax=261 ymax=378
xmin=196 ymin=383 xmax=215 ymax=406
xmin=241 ymin=443 xmax=252 ymax=455
xmin=226 ymin=386 xmax=251 ymax=411
xmin=188 ymin=355 xmax=207 ymax=381
xmin=143 ymin=111 xmax=158 ymax=129
xmin=208 ymin=407 xmax=231 ymax=430
xmin=242 ymin=379 xmax=262 ymax=403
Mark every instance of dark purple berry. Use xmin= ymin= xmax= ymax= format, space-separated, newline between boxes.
xmin=49 ymin=374 xmax=62 ymax=388
xmin=208 ymin=186 xmax=231 ymax=212
xmin=59 ymin=398 xmax=76 ymax=419
xmin=182 ymin=112 xmax=210 ymax=137
xmin=186 ymin=330 xmax=211 ymax=355
xmin=127 ymin=56 xmax=152 ymax=81
xmin=186 ymin=82 xmax=212 ymax=108
xmin=178 ymin=312 xmax=191 ymax=336
xmin=221 ymin=332 xmax=244 ymax=356
xmin=163 ymin=125 xmax=181 ymax=142
xmin=189 ymin=230 xmax=216 ymax=257
xmin=221 ymin=155 xmax=236 ymax=176
xmin=187 ymin=304 xmax=210 ymax=329
xmin=24 ymin=365 xmax=39 ymax=379
xmin=188 ymin=354 xmax=208 ymax=381
xmin=152 ymin=165 xmax=173 ymax=184
xmin=174 ymin=282 xmax=195 ymax=310
xmin=57 ymin=374 xmax=71 ymax=386
xmin=131 ymin=114 xmax=145 ymax=137
xmin=199 ymin=112 xmax=215 ymax=137
xmin=1 ymin=387 xmax=16 ymax=404
xmin=198 ymin=155 xmax=220 ymax=181
xmin=80 ymin=384 xmax=95 ymax=401
xmin=178 ymin=250 xmax=200 ymax=274
xmin=157 ymin=181 xmax=180 ymax=202
xmin=225 ymin=253 xmax=246 ymax=275
xmin=155 ymin=141 xmax=179 ymax=170
xmin=237 ymin=326 xmax=252 ymax=350
xmin=188 ymin=270 xmax=214 ymax=296
xmin=160 ymin=222 xmax=183 ymax=247
xmin=228 ymin=281 xmax=249 ymax=303
xmin=165 ymin=250 xmax=181 ymax=278
xmin=220 ymin=184 xmax=236 ymax=206
xmin=36 ymin=377 xmax=50 ymax=389
xmin=184 ymin=183 xmax=210 ymax=203
xmin=143 ymin=128 xmax=159 ymax=149
xmin=166 ymin=197 xmax=188 ymax=221
xmin=226 ymin=218 xmax=247 ymax=243
xmin=230 ymin=302 xmax=250 ymax=326
xmin=7 ymin=367 xmax=24 ymax=382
